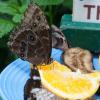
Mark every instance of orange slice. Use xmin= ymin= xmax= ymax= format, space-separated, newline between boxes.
xmin=38 ymin=60 xmax=71 ymax=72
xmin=87 ymin=71 xmax=100 ymax=81
xmin=38 ymin=61 xmax=100 ymax=99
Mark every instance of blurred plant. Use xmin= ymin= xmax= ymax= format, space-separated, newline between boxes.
xmin=0 ymin=0 xmax=72 ymax=38
xmin=0 ymin=0 xmax=29 ymax=72
xmin=0 ymin=0 xmax=72 ymax=72
xmin=0 ymin=0 xmax=29 ymax=38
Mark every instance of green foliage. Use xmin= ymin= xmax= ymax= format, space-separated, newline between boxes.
xmin=12 ymin=14 xmax=23 ymax=23
xmin=0 ymin=0 xmax=28 ymax=38
xmin=0 ymin=19 xmax=14 ymax=37
xmin=32 ymin=0 xmax=63 ymax=5
xmin=0 ymin=0 xmax=72 ymax=38
xmin=0 ymin=2 xmax=18 ymax=15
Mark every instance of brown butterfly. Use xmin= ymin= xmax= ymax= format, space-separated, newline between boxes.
xmin=51 ymin=26 xmax=93 ymax=73
xmin=8 ymin=4 xmax=52 ymax=66
xmin=8 ymin=3 xmax=63 ymax=100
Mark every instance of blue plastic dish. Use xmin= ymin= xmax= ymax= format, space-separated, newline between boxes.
xmin=0 ymin=48 xmax=100 ymax=100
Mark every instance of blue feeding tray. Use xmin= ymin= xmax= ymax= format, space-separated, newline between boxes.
xmin=0 ymin=48 xmax=100 ymax=100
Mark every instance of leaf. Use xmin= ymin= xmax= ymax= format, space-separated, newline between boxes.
xmin=0 ymin=19 xmax=14 ymax=38
xmin=12 ymin=14 xmax=23 ymax=23
xmin=32 ymin=0 xmax=64 ymax=5
xmin=5 ymin=0 xmax=20 ymax=6
xmin=21 ymin=0 xmax=30 ymax=5
xmin=0 ymin=2 xmax=18 ymax=16
xmin=19 ymin=5 xmax=28 ymax=13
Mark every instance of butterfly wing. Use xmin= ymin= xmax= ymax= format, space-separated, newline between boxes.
xmin=8 ymin=4 xmax=52 ymax=65
xmin=51 ymin=25 xmax=68 ymax=51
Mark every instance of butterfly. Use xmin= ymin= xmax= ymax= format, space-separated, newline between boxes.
xmin=51 ymin=25 xmax=93 ymax=73
xmin=8 ymin=4 xmax=52 ymax=66
xmin=8 ymin=3 xmax=65 ymax=100
xmin=8 ymin=3 xmax=52 ymax=100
